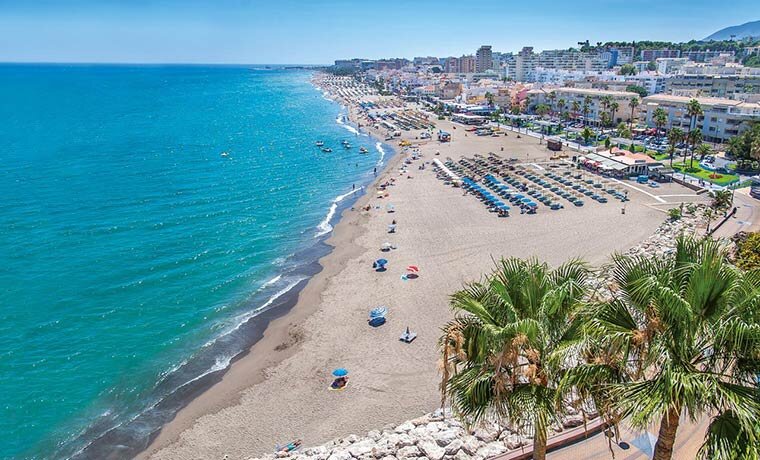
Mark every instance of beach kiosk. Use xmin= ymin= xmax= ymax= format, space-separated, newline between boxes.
xmin=437 ymin=130 xmax=451 ymax=142
xmin=547 ymin=137 xmax=562 ymax=152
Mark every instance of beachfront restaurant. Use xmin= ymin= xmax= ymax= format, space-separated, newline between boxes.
xmin=578 ymin=149 xmax=664 ymax=178
xmin=451 ymin=113 xmax=488 ymax=125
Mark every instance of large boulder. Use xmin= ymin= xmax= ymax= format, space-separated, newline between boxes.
xmin=453 ymin=451 xmax=471 ymax=460
xmin=460 ymin=436 xmax=482 ymax=456
xmin=435 ymin=429 xmax=460 ymax=447
xmin=418 ymin=440 xmax=446 ymax=460
xmin=327 ymin=449 xmax=353 ymax=460
xmin=348 ymin=439 xmax=377 ymax=457
xmin=304 ymin=445 xmax=330 ymax=460
xmin=395 ymin=421 xmax=416 ymax=433
xmin=472 ymin=428 xmax=497 ymax=443
xmin=476 ymin=442 xmax=507 ymax=458
xmin=395 ymin=434 xmax=415 ymax=448
xmin=562 ymin=414 xmax=585 ymax=428
xmin=396 ymin=446 xmax=421 ymax=459
xmin=444 ymin=439 xmax=463 ymax=455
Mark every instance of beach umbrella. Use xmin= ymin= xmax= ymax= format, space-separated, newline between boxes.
xmin=332 ymin=368 xmax=349 ymax=377
xmin=370 ymin=306 xmax=388 ymax=318
xmin=406 ymin=265 xmax=419 ymax=272
xmin=376 ymin=258 xmax=388 ymax=265
xmin=381 ymin=242 xmax=392 ymax=251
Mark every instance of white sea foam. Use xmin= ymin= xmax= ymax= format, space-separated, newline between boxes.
xmin=258 ymin=274 xmax=282 ymax=291
xmin=315 ymin=188 xmax=361 ymax=237
xmin=335 ymin=114 xmax=365 ymax=136
xmin=375 ymin=142 xmax=387 ymax=167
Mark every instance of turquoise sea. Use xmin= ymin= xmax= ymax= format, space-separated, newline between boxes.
xmin=0 ymin=65 xmax=388 ymax=459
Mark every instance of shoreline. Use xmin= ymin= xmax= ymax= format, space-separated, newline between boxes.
xmin=132 ymin=80 xmax=402 ymax=459
xmin=139 ymin=75 xmax=711 ymax=460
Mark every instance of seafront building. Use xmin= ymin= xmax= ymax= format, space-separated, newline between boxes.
xmin=641 ymin=94 xmax=760 ymax=143
xmin=528 ymin=87 xmax=640 ymax=125
xmin=666 ymin=75 xmax=760 ymax=101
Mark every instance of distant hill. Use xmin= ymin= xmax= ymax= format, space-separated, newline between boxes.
xmin=704 ymin=20 xmax=760 ymax=41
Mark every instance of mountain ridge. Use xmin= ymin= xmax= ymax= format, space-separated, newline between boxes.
xmin=704 ymin=20 xmax=760 ymax=41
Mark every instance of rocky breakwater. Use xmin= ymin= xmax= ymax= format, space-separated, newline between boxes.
xmin=254 ymin=406 xmax=598 ymax=460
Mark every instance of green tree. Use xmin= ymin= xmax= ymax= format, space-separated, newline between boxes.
xmin=618 ymin=121 xmax=632 ymax=139
xmin=557 ymin=98 xmax=567 ymax=130
xmin=628 ymin=96 xmax=640 ymax=130
xmin=440 ymin=258 xmax=589 ymax=460
xmin=646 ymin=61 xmax=658 ymax=71
xmin=547 ymin=91 xmax=557 ymax=115
xmin=667 ymin=127 xmax=685 ymax=167
xmin=696 ymin=143 xmax=713 ymax=161
xmin=653 ymin=107 xmax=668 ymax=139
xmin=609 ymin=101 xmax=619 ymax=125
xmin=686 ymin=99 xmax=704 ymax=166
xmin=568 ymin=237 xmax=760 ymax=460
xmin=710 ymin=189 xmax=733 ymax=214
xmin=485 ymin=92 xmax=495 ymax=107
xmin=687 ymin=128 xmax=703 ymax=168
xmin=626 ymin=85 xmax=648 ymax=98
xmin=727 ymin=122 xmax=760 ymax=160
xmin=535 ymin=103 xmax=550 ymax=119
xmin=580 ymin=127 xmax=594 ymax=145
xmin=571 ymin=101 xmax=581 ymax=121
xmin=619 ymin=63 xmax=637 ymax=75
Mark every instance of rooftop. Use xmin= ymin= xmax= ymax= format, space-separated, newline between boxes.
xmin=643 ymin=94 xmax=760 ymax=109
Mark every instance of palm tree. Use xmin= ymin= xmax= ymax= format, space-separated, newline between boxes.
xmin=685 ymin=99 xmax=704 ymax=167
xmin=628 ymin=96 xmax=640 ymax=130
xmin=609 ymin=101 xmax=619 ymax=126
xmin=547 ymin=91 xmax=557 ymax=116
xmin=696 ymin=143 xmax=712 ymax=161
xmin=440 ymin=258 xmax=589 ymax=460
xmin=485 ymin=92 xmax=495 ymax=107
xmin=653 ymin=107 xmax=668 ymax=140
xmin=667 ymin=127 xmax=684 ymax=168
xmin=688 ymin=128 xmax=703 ymax=168
xmin=583 ymin=96 xmax=593 ymax=125
xmin=571 ymin=101 xmax=581 ymax=122
xmin=557 ymin=98 xmax=567 ymax=131
xmin=600 ymin=96 xmax=612 ymax=125
xmin=582 ymin=104 xmax=590 ymax=126
xmin=535 ymin=103 xmax=550 ymax=119
xmin=568 ymin=236 xmax=760 ymax=460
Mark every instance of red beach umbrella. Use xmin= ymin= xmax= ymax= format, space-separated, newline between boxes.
xmin=406 ymin=265 xmax=419 ymax=272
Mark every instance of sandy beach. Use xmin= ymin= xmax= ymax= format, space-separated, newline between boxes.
xmin=139 ymin=83 xmax=708 ymax=460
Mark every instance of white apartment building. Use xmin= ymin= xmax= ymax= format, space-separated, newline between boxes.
xmin=641 ymin=95 xmax=760 ymax=143
xmin=527 ymin=87 xmax=640 ymax=125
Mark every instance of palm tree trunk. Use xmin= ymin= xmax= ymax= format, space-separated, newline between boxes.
xmin=652 ymin=405 xmax=681 ymax=460
xmin=532 ymin=422 xmax=548 ymax=460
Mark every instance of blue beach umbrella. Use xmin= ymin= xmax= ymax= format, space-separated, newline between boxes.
xmin=376 ymin=259 xmax=388 ymax=265
xmin=332 ymin=368 xmax=349 ymax=377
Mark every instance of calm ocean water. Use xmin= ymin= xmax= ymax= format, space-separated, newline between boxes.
xmin=0 ymin=65 xmax=387 ymax=459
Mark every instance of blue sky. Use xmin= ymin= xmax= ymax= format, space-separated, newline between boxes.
xmin=0 ymin=0 xmax=758 ymax=64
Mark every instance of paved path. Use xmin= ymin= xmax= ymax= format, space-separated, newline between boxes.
xmin=547 ymin=417 xmax=710 ymax=460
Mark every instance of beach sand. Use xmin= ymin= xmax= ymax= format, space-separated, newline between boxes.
xmin=140 ymin=108 xmax=704 ymax=460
